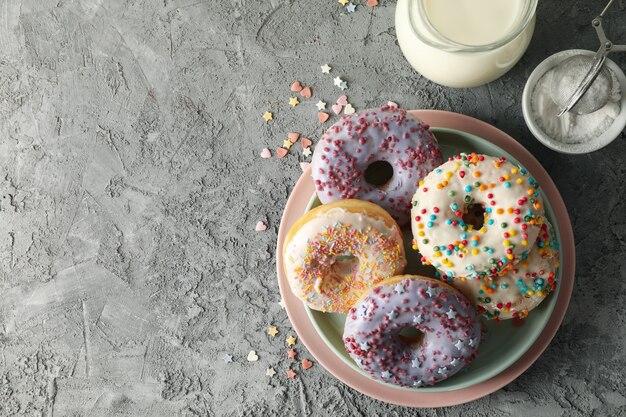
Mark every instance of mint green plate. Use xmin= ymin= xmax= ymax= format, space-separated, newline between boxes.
xmin=303 ymin=127 xmax=562 ymax=392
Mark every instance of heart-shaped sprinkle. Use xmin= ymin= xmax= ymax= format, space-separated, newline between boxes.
xmin=318 ymin=112 xmax=330 ymax=123
xmin=290 ymin=81 xmax=303 ymax=92
xmin=301 ymin=359 xmax=313 ymax=370
xmin=331 ymin=103 xmax=343 ymax=115
xmin=260 ymin=148 xmax=271 ymax=158
xmin=300 ymin=86 xmax=312 ymax=99
xmin=288 ymin=132 xmax=300 ymax=143
xmin=336 ymin=95 xmax=348 ymax=105
xmin=255 ymin=221 xmax=267 ymax=232
xmin=344 ymin=103 xmax=355 ymax=115
xmin=247 ymin=350 xmax=259 ymax=362
xmin=387 ymin=101 xmax=398 ymax=108
xmin=300 ymin=162 xmax=310 ymax=172
xmin=277 ymin=148 xmax=288 ymax=158
xmin=367 ymin=0 xmax=378 ymax=6
xmin=301 ymin=137 xmax=312 ymax=148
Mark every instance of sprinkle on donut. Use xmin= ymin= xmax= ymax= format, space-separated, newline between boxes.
xmin=343 ymin=275 xmax=481 ymax=387
xmin=411 ymin=153 xmax=545 ymax=280
xmin=311 ymin=105 xmax=443 ymax=226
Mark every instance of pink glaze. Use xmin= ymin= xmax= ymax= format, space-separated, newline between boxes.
xmin=343 ymin=277 xmax=481 ymax=388
xmin=311 ymin=105 xmax=443 ymax=226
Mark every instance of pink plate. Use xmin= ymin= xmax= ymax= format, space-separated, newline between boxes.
xmin=275 ymin=110 xmax=575 ymax=407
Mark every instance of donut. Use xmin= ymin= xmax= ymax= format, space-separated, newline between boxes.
xmin=343 ymin=275 xmax=481 ymax=387
xmin=311 ymin=105 xmax=443 ymax=226
xmin=451 ymin=220 xmax=559 ymax=320
xmin=283 ymin=199 xmax=406 ymax=313
xmin=411 ymin=152 xmax=545 ymax=280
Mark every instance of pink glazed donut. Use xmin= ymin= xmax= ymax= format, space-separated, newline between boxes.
xmin=311 ymin=105 xmax=443 ymax=226
xmin=343 ymin=275 xmax=481 ymax=388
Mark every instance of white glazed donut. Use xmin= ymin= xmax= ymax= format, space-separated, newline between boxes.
xmin=411 ymin=153 xmax=545 ymax=280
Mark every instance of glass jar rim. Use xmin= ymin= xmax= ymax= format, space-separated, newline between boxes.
xmin=409 ymin=0 xmax=538 ymax=52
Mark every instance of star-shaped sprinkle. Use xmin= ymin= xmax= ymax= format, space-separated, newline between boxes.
xmin=354 ymin=358 xmax=362 ymax=366
xmin=359 ymin=342 xmax=369 ymax=351
xmin=413 ymin=380 xmax=423 ymax=387
xmin=339 ymin=81 xmax=348 ymax=90
xmin=302 ymin=147 xmax=312 ymax=157
xmin=426 ymin=287 xmax=435 ymax=297
xmin=411 ymin=358 xmax=421 ymax=368
xmin=282 ymin=139 xmax=293 ymax=149
xmin=413 ymin=314 xmax=424 ymax=324
xmin=262 ymin=111 xmax=273 ymax=122
xmin=289 ymin=97 xmax=299 ymax=107
xmin=394 ymin=283 xmax=405 ymax=294
xmin=450 ymin=358 xmax=460 ymax=367
xmin=381 ymin=370 xmax=392 ymax=378
xmin=267 ymin=326 xmax=279 ymax=337
xmin=333 ymin=76 xmax=343 ymax=87
xmin=287 ymin=349 xmax=297 ymax=360
xmin=266 ymin=367 xmax=276 ymax=377
xmin=223 ymin=354 xmax=233 ymax=364
xmin=468 ymin=338 xmax=475 ymax=346
xmin=438 ymin=366 xmax=447 ymax=375
xmin=455 ymin=340 xmax=464 ymax=350
xmin=446 ymin=308 xmax=457 ymax=319
xmin=386 ymin=310 xmax=397 ymax=320
xmin=338 ymin=0 xmax=349 ymax=5
xmin=321 ymin=64 xmax=332 ymax=74
xmin=287 ymin=369 xmax=297 ymax=379
xmin=316 ymin=100 xmax=327 ymax=110
xmin=286 ymin=335 xmax=297 ymax=346
xmin=346 ymin=2 xmax=356 ymax=12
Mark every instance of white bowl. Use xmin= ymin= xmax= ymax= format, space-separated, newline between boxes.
xmin=522 ymin=49 xmax=626 ymax=154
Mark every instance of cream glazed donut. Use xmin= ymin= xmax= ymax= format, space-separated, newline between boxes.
xmin=311 ymin=105 xmax=443 ymax=226
xmin=451 ymin=221 xmax=559 ymax=320
xmin=411 ymin=153 xmax=545 ymax=280
xmin=283 ymin=199 xmax=406 ymax=313
xmin=343 ymin=275 xmax=481 ymax=388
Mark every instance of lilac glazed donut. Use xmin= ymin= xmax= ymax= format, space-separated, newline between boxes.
xmin=343 ymin=275 xmax=481 ymax=387
xmin=311 ymin=105 xmax=443 ymax=226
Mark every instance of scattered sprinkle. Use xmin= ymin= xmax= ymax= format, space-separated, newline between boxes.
xmin=267 ymin=326 xmax=279 ymax=337
xmin=287 ymin=369 xmax=297 ymax=379
xmin=301 ymin=359 xmax=314 ymax=370
xmin=247 ymin=350 xmax=259 ymax=362
xmin=282 ymin=139 xmax=293 ymax=149
xmin=288 ymin=132 xmax=300 ymax=143
xmin=302 ymin=148 xmax=312 ymax=157
xmin=255 ymin=221 xmax=267 ymax=232
xmin=223 ymin=354 xmax=233 ymax=364
xmin=336 ymin=95 xmax=348 ymax=105
xmin=260 ymin=148 xmax=271 ymax=158
xmin=339 ymin=81 xmax=347 ymax=90
xmin=344 ymin=103 xmax=355 ymax=115
xmin=289 ymin=97 xmax=300 ymax=107
xmin=331 ymin=103 xmax=343 ymax=115
xmin=286 ymin=335 xmax=297 ymax=346
xmin=301 ymin=137 xmax=312 ymax=148
xmin=321 ymin=64 xmax=332 ymax=74
xmin=367 ymin=0 xmax=378 ymax=6
xmin=287 ymin=349 xmax=297 ymax=360
xmin=346 ymin=2 xmax=356 ymax=13
xmin=316 ymin=100 xmax=327 ymax=110
xmin=300 ymin=86 xmax=312 ymax=99
xmin=338 ymin=0 xmax=349 ymax=5
xmin=333 ymin=77 xmax=343 ymax=87
xmin=290 ymin=81 xmax=303 ymax=92
xmin=318 ymin=112 xmax=330 ymax=123
xmin=276 ymin=148 xmax=288 ymax=158
xmin=262 ymin=111 xmax=273 ymax=122
xmin=266 ymin=367 xmax=276 ymax=377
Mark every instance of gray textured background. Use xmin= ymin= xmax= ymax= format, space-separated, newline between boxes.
xmin=1 ymin=0 xmax=625 ymax=416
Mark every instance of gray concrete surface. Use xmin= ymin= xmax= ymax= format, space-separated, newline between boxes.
xmin=0 ymin=0 xmax=625 ymax=416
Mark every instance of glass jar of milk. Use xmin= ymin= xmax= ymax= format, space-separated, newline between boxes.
xmin=396 ymin=0 xmax=538 ymax=88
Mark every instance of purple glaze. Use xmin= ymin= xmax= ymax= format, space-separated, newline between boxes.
xmin=343 ymin=276 xmax=481 ymax=388
xmin=311 ymin=105 xmax=443 ymax=226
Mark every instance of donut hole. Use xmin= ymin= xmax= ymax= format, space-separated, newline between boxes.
xmin=462 ymin=203 xmax=486 ymax=229
xmin=328 ymin=255 xmax=359 ymax=285
xmin=398 ymin=326 xmax=425 ymax=349
xmin=364 ymin=161 xmax=393 ymax=189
